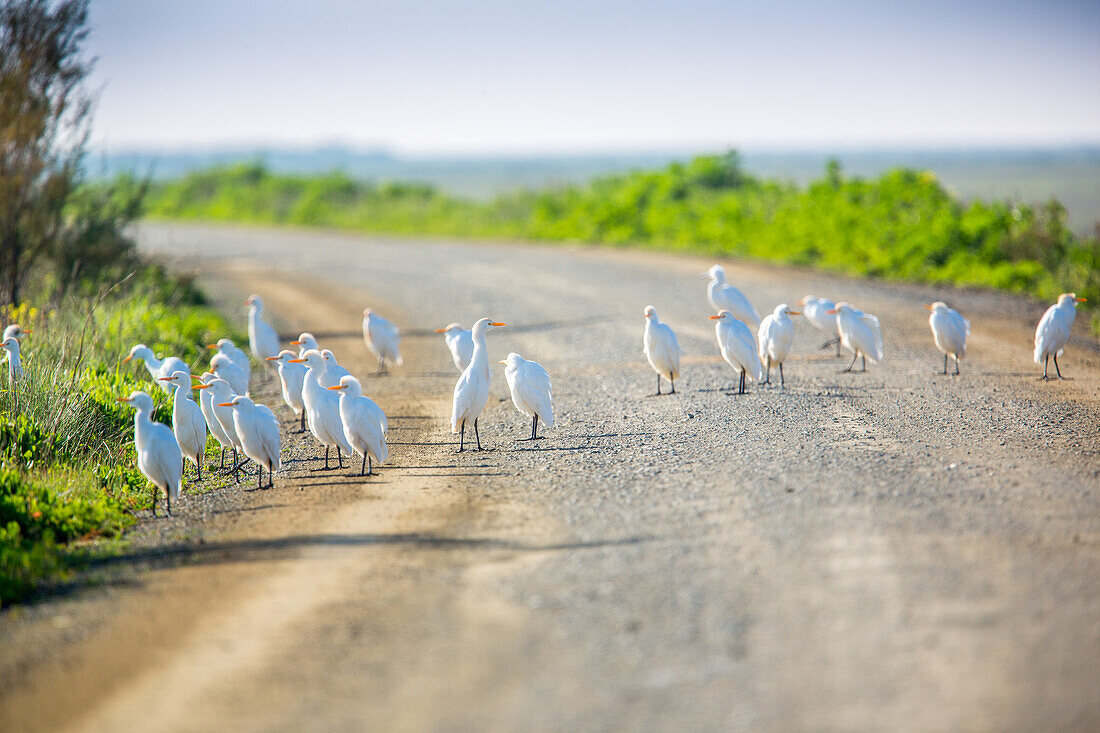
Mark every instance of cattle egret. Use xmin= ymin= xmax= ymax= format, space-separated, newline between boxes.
xmin=1034 ymin=293 xmax=1085 ymax=379
xmin=799 ymin=295 xmax=840 ymax=356
xmin=702 ymin=265 xmax=761 ymax=328
xmin=203 ymin=377 xmax=247 ymax=483
xmin=710 ymin=311 xmax=764 ymax=394
xmin=195 ymin=372 xmax=235 ymax=471
xmin=643 ymin=305 xmax=682 ymax=395
xmin=828 ymin=303 xmax=884 ymax=372
xmin=926 ymin=302 xmax=970 ymax=375
xmin=158 ymin=371 xmax=207 ymax=479
xmin=363 ymin=308 xmax=403 ymax=374
xmin=266 ymin=350 xmax=307 ymax=431
xmin=435 ymin=323 xmax=474 ymax=372
xmin=451 ymin=318 xmax=506 ymax=451
xmin=219 ymin=396 xmax=281 ymax=489
xmin=328 ymin=375 xmax=388 ymax=476
xmin=2 ymin=324 xmax=30 ymax=342
xmin=208 ymin=338 xmax=251 ymax=385
xmin=290 ymin=332 xmax=320 ymax=359
xmin=211 ymin=352 xmax=249 ymax=397
xmin=319 ymin=349 xmax=352 ymax=389
xmin=117 ymin=391 xmax=182 ymax=516
xmin=245 ymin=294 xmax=282 ymax=366
xmin=124 ymin=344 xmax=189 ymax=393
xmin=500 ymin=352 xmax=554 ymax=440
xmin=290 ymin=349 xmax=353 ymax=468
xmin=758 ymin=304 xmax=801 ymax=387
xmin=1 ymin=337 xmax=22 ymax=382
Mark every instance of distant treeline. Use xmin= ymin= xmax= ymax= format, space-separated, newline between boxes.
xmin=140 ymin=152 xmax=1098 ymax=330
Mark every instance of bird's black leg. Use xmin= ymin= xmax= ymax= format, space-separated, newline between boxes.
xmin=844 ymin=353 xmax=858 ymax=372
xmin=532 ymin=414 xmax=538 ymax=440
xmin=943 ymin=353 xmax=948 ymax=375
xmin=233 ymin=448 xmax=240 ymax=483
xmin=1042 ymin=355 xmax=1049 ymax=379
xmin=779 ymin=362 xmax=785 ymax=388
xmin=196 ymin=458 xmax=202 ymax=481
xmin=670 ymin=373 xmax=676 ymax=394
xmin=474 ymin=418 xmax=483 ymax=451
xmin=361 ymin=452 xmax=367 ymax=476
xmin=656 ymin=372 xmax=662 ymax=396
xmin=458 ymin=420 xmax=465 ymax=453
xmin=219 ymin=447 xmax=225 ymax=470
xmin=151 ymin=486 xmax=157 ymax=518
xmin=739 ymin=369 xmax=746 ymax=395
xmin=954 ymin=356 xmax=960 ymax=376
xmin=1054 ymin=354 xmax=1065 ymax=379
xmin=861 ymin=355 xmax=867 ymax=372
xmin=336 ymin=447 xmax=345 ymax=468
xmin=257 ymin=464 xmax=262 ymax=489
xmin=835 ymin=338 xmax=841 ymax=358
xmin=763 ymin=359 xmax=770 ymax=385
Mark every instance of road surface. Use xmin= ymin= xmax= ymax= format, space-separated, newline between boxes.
xmin=2 ymin=222 xmax=1098 ymax=732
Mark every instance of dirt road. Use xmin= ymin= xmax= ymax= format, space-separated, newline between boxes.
xmin=2 ymin=222 xmax=1098 ymax=731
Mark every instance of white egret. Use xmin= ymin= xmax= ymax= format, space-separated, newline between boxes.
xmin=1034 ymin=293 xmax=1085 ymax=379
xmin=208 ymin=338 xmax=250 ymax=385
xmin=451 ymin=318 xmax=506 ymax=451
xmin=319 ymin=349 xmax=352 ymax=389
xmin=245 ymin=294 xmax=282 ymax=366
xmin=799 ymin=295 xmax=840 ymax=356
xmin=211 ymin=352 xmax=249 ymax=397
xmin=1 ymin=337 xmax=22 ymax=382
xmin=757 ymin=304 xmax=801 ymax=387
xmin=204 ymin=377 xmax=248 ymax=483
xmin=291 ymin=332 xmax=320 ymax=359
xmin=926 ymin=302 xmax=970 ymax=375
xmin=435 ymin=323 xmax=474 ymax=372
xmin=123 ymin=344 xmax=190 ymax=393
xmin=500 ymin=352 xmax=554 ymax=440
xmin=290 ymin=349 xmax=353 ymax=469
xmin=117 ymin=391 xmax=182 ymax=517
xmin=266 ymin=350 xmax=307 ymax=431
xmin=195 ymin=372 xmax=235 ymax=471
xmin=3 ymin=324 xmax=30 ymax=342
xmin=363 ymin=308 xmax=403 ymax=374
xmin=643 ymin=305 xmax=682 ymax=395
xmin=828 ymin=302 xmax=884 ymax=372
xmin=328 ymin=375 xmax=388 ymax=476
xmin=702 ymin=265 xmax=761 ymax=328
xmin=157 ymin=371 xmax=207 ymax=479
xmin=710 ymin=310 xmax=764 ymax=394
xmin=219 ymin=395 xmax=281 ymax=489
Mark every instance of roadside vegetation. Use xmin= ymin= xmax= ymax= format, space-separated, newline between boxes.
xmin=144 ymin=153 xmax=1100 ymax=332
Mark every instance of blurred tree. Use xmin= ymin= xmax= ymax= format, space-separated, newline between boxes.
xmin=0 ymin=0 xmax=92 ymax=306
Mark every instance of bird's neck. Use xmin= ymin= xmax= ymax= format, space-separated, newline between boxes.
xmin=143 ymin=353 xmax=163 ymax=370
xmin=470 ymin=332 xmax=490 ymax=378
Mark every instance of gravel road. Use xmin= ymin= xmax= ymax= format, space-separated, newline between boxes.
xmin=2 ymin=222 xmax=1098 ymax=732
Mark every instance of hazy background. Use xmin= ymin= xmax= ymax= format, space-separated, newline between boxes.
xmin=86 ymin=0 xmax=1100 ymax=230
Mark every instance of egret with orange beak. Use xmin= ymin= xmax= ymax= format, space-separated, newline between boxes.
xmin=158 ymin=371 xmax=207 ymax=479
xmin=245 ymin=294 xmax=282 ymax=367
xmin=328 ymin=376 xmax=388 ymax=476
xmin=293 ymin=349 xmax=353 ymax=469
xmin=123 ymin=344 xmax=189 ymax=393
xmin=436 ymin=323 xmax=474 ymax=372
xmin=710 ymin=311 xmax=763 ymax=394
xmin=925 ymin=302 xmax=969 ymax=375
xmin=757 ymin=304 xmax=801 ymax=387
xmin=827 ymin=303 xmax=884 ymax=373
xmin=1034 ymin=293 xmax=1085 ymax=379
xmin=218 ymin=395 xmax=281 ymax=489
xmin=643 ymin=305 xmax=681 ymax=395
xmin=117 ymin=391 xmax=182 ymax=516
xmin=452 ymin=318 xmax=506 ymax=451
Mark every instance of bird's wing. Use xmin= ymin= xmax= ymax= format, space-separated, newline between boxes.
xmin=724 ymin=322 xmax=764 ymax=380
xmin=258 ymin=412 xmax=281 ymax=470
xmin=855 ymin=313 xmax=884 ymax=362
xmin=515 ymin=361 xmax=554 ymax=424
xmin=145 ymin=425 xmax=182 ymax=498
xmin=451 ymin=371 xmax=476 ymax=429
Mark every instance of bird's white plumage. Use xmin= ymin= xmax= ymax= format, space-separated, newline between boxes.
xmin=227 ymin=396 xmax=282 ymax=473
xmin=125 ymin=344 xmax=190 ymax=393
xmin=713 ymin=310 xmax=764 ymax=381
xmin=451 ymin=318 xmax=501 ymax=432
xmin=160 ymin=371 xmax=207 ymax=469
xmin=642 ymin=305 xmax=682 ymax=383
xmin=502 ymin=352 xmax=555 ymax=428
xmin=834 ymin=303 xmax=884 ymax=363
xmin=212 ymin=338 xmax=251 ymax=385
xmin=800 ymin=295 xmax=838 ymax=338
xmin=438 ymin=323 xmax=474 ymax=372
xmin=363 ymin=309 xmax=403 ymax=370
xmin=331 ymin=375 xmax=388 ymax=468
xmin=297 ymin=349 xmax=353 ymax=454
xmin=758 ymin=304 xmax=797 ymax=368
xmin=211 ymin=352 xmax=249 ymax=397
xmin=319 ymin=349 xmax=352 ymax=389
xmin=121 ymin=391 xmax=182 ymax=510
xmin=246 ymin=295 xmax=282 ymax=363
xmin=293 ymin=332 xmax=320 ymax=360
xmin=705 ymin=265 xmax=761 ymax=328
xmin=1 ymin=337 xmax=23 ymax=381
xmin=205 ymin=378 xmax=243 ymax=452
xmin=1034 ymin=293 xmax=1079 ymax=363
xmin=928 ymin=302 xmax=969 ymax=360
xmin=196 ymin=372 xmax=234 ymax=453
xmin=268 ymin=350 xmax=306 ymax=417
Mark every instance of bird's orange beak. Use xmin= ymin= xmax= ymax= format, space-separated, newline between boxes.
xmin=207 ymin=343 xmax=220 ymax=349
xmin=789 ymin=311 xmax=802 ymax=316
xmin=434 ymin=328 xmax=447 ymax=333
xmin=327 ymin=384 xmax=347 ymax=390
xmin=116 ymin=397 xmax=131 ymax=403
xmin=122 ymin=355 xmax=132 ymax=363
xmin=708 ymin=315 xmax=722 ymax=320
xmin=490 ymin=322 xmax=507 ymax=327
xmin=22 ymin=329 xmax=32 ymax=334
xmin=498 ymin=360 xmax=507 ymax=364
xmin=924 ymin=304 xmax=933 ymax=310
xmin=217 ymin=401 xmax=236 ymax=407
xmin=265 ymin=355 xmax=279 ymax=361
xmin=157 ymin=376 xmax=173 ymax=381
xmin=1077 ymin=297 xmax=1088 ymax=303
xmin=194 ymin=384 xmax=210 ymax=390
xmin=825 ymin=309 xmax=837 ymax=314
xmin=289 ymin=340 xmax=302 ymax=345
xmin=796 ymin=298 xmax=806 ymax=306
xmin=288 ymin=358 xmax=305 ymax=363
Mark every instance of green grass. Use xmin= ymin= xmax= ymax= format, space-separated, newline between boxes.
xmin=143 ymin=154 xmax=1100 ymax=332
xmin=0 ymin=267 xmax=246 ymax=605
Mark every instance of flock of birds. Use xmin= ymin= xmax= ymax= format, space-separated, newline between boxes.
xmin=0 ymin=265 xmax=1087 ymax=516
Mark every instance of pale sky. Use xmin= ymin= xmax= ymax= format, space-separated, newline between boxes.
xmin=88 ymin=0 xmax=1100 ymax=153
